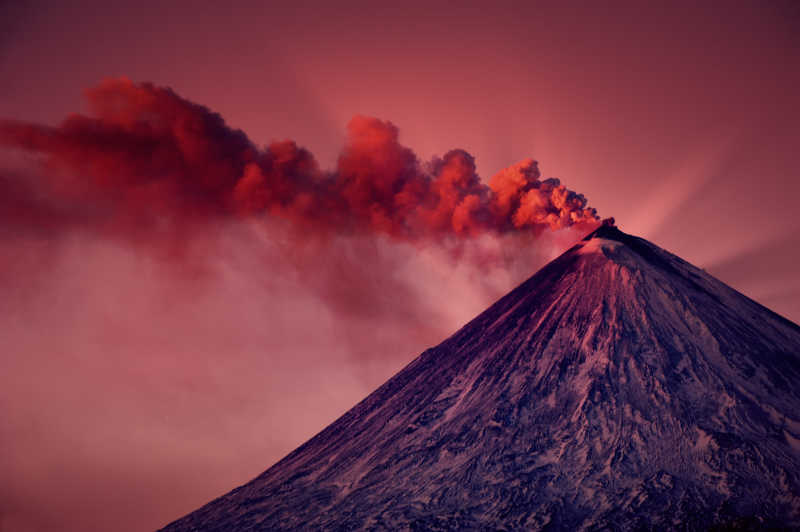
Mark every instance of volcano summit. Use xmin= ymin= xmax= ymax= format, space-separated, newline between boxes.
xmin=161 ymin=224 xmax=800 ymax=531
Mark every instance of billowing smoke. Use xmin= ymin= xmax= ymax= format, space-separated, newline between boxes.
xmin=0 ymin=78 xmax=598 ymax=243
xmin=0 ymin=79 xmax=598 ymax=532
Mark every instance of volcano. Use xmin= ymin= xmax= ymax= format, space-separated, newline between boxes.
xmin=160 ymin=224 xmax=800 ymax=531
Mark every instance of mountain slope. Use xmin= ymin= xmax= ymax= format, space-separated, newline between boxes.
xmin=161 ymin=224 xmax=800 ymax=531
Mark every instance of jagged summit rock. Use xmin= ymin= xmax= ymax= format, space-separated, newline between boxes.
xmin=161 ymin=226 xmax=800 ymax=531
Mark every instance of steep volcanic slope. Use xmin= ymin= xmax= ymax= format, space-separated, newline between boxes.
xmin=161 ymin=225 xmax=800 ymax=531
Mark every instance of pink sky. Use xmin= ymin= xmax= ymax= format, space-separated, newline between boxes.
xmin=1 ymin=1 xmax=799 ymax=530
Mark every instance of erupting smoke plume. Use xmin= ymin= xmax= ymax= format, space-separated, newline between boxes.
xmin=0 ymin=79 xmax=599 ymax=532
xmin=0 ymin=78 xmax=598 ymax=242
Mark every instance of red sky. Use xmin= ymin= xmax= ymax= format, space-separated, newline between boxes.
xmin=1 ymin=1 xmax=799 ymax=530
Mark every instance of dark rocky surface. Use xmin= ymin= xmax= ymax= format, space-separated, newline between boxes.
xmin=160 ymin=226 xmax=800 ymax=531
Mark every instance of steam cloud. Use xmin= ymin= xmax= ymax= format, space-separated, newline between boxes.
xmin=0 ymin=78 xmax=598 ymax=242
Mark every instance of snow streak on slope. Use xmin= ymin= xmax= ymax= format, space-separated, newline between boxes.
xmin=161 ymin=225 xmax=800 ymax=531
